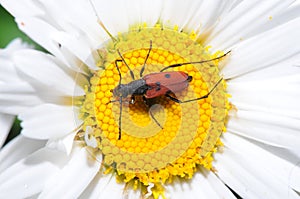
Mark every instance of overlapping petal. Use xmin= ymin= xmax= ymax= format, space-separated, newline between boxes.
xmin=0 ymin=135 xmax=46 ymax=172
xmin=19 ymin=104 xmax=78 ymax=140
xmin=39 ymin=146 xmax=101 ymax=198
xmin=164 ymin=170 xmax=236 ymax=199
xmin=79 ymin=172 xmax=125 ymax=199
xmin=221 ymin=17 xmax=300 ymax=78
xmin=0 ymin=147 xmax=69 ymax=198
xmin=0 ymin=39 xmax=42 ymax=115
xmin=214 ymin=133 xmax=300 ymax=198
xmin=0 ymin=114 xmax=14 ymax=147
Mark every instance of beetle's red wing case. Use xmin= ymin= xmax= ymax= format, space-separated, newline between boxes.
xmin=143 ymin=71 xmax=190 ymax=98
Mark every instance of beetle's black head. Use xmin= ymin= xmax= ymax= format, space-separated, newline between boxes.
xmin=187 ymin=75 xmax=193 ymax=82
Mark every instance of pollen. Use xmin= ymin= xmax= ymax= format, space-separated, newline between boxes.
xmin=77 ymin=25 xmax=229 ymax=199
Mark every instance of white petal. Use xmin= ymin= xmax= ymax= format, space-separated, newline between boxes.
xmin=161 ymin=0 xmax=235 ymax=35
xmin=0 ymin=82 xmax=42 ymax=115
xmin=0 ymin=147 xmax=68 ymax=198
xmin=226 ymin=63 xmax=300 ymax=150
xmin=13 ymin=49 xmax=84 ymax=97
xmin=227 ymin=109 xmax=300 ymax=150
xmin=26 ymin=193 xmax=39 ymax=199
xmin=88 ymin=0 xmax=161 ymax=37
xmin=252 ymin=1 xmax=300 ymax=37
xmin=0 ymin=58 xmax=19 ymax=83
xmin=46 ymin=131 xmax=77 ymax=155
xmin=226 ymin=52 xmax=300 ymax=82
xmin=0 ymin=0 xmax=44 ymax=18
xmin=90 ymin=0 xmax=132 ymax=37
xmin=52 ymin=31 xmax=99 ymax=70
xmin=257 ymin=145 xmax=300 ymax=192
xmin=138 ymin=0 xmax=163 ymax=27
xmin=221 ymin=17 xmax=300 ymax=78
xmin=15 ymin=18 xmax=96 ymax=72
xmin=1 ymin=0 xmax=107 ymax=69
xmin=96 ymin=0 xmax=163 ymax=31
xmin=189 ymin=0 xmax=236 ymax=36
xmin=0 ymin=39 xmax=30 ymax=82
xmin=0 ymin=38 xmax=32 ymax=53
xmin=38 ymin=146 xmax=101 ymax=199
xmin=0 ymin=114 xmax=14 ymax=147
xmin=198 ymin=168 xmax=236 ymax=199
xmin=15 ymin=17 xmax=99 ymax=70
xmin=164 ymin=170 xmax=235 ymax=199
xmin=14 ymin=17 xmax=70 ymax=66
xmin=228 ymin=73 xmax=300 ymax=117
xmin=161 ymin=0 xmax=202 ymax=29
xmin=125 ymin=188 xmax=143 ymax=199
xmin=214 ymin=133 xmax=300 ymax=198
xmin=79 ymin=172 xmax=124 ymax=199
xmin=36 ymin=0 xmax=107 ymax=46
xmin=0 ymin=39 xmax=41 ymax=115
xmin=19 ymin=104 xmax=77 ymax=140
xmin=207 ymin=0 xmax=295 ymax=50
xmin=0 ymin=135 xmax=46 ymax=173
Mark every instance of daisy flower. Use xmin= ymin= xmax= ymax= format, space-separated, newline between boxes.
xmin=1 ymin=0 xmax=300 ymax=198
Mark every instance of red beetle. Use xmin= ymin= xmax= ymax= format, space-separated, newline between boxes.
xmin=110 ymin=41 xmax=229 ymax=139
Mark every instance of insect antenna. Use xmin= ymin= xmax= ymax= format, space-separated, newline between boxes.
xmin=115 ymin=60 xmax=123 ymax=85
xmin=140 ymin=40 xmax=153 ymax=78
xmin=117 ymin=50 xmax=135 ymax=80
xmin=160 ymin=51 xmax=231 ymax=72
xmin=113 ymin=59 xmax=124 ymax=140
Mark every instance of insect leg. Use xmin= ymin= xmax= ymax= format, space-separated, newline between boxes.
xmin=114 ymin=59 xmax=124 ymax=139
xmin=106 ymin=98 xmax=131 ymax=104
xmin=164 ymin=94 xmax=182 ymax=103
xmin=107 ymin=97 xmax=134 ymax=107
xmin=149 ymin=108 xmax=163 ymax=129
xmin=115 ymin=59 xmax=123 ymax=85
xmin=160 ymin=51 xmax=231 ymax=72
xmin=118 ymin=96 xmax=123 ymax=140
xmin=117 ymin=50 xmax=135 ymax=80
xmin=165 ymin=78 xmax=223 ymax=103
xmin=143 ymin=96 xmax=163 ymax=129
xmin=140 ymin=40 xmax=153 ymax=78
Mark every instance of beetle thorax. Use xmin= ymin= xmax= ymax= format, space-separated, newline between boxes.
xmin=113 ymin=79 xmax=147 ymax=98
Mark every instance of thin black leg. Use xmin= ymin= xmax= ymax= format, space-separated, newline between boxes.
xmin=118 ymin=96 xmax=123 ymax=140
xmin=143 ymin=96 xmax=163 ymax=129
xmin=165 ymin=78 xmax=223 ymax=103
xmin=165 ymin=93 xmax=208 ymax=103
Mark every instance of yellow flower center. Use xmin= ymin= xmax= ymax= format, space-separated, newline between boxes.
xmin=77 ymin=24 xmax=230 ymax=198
